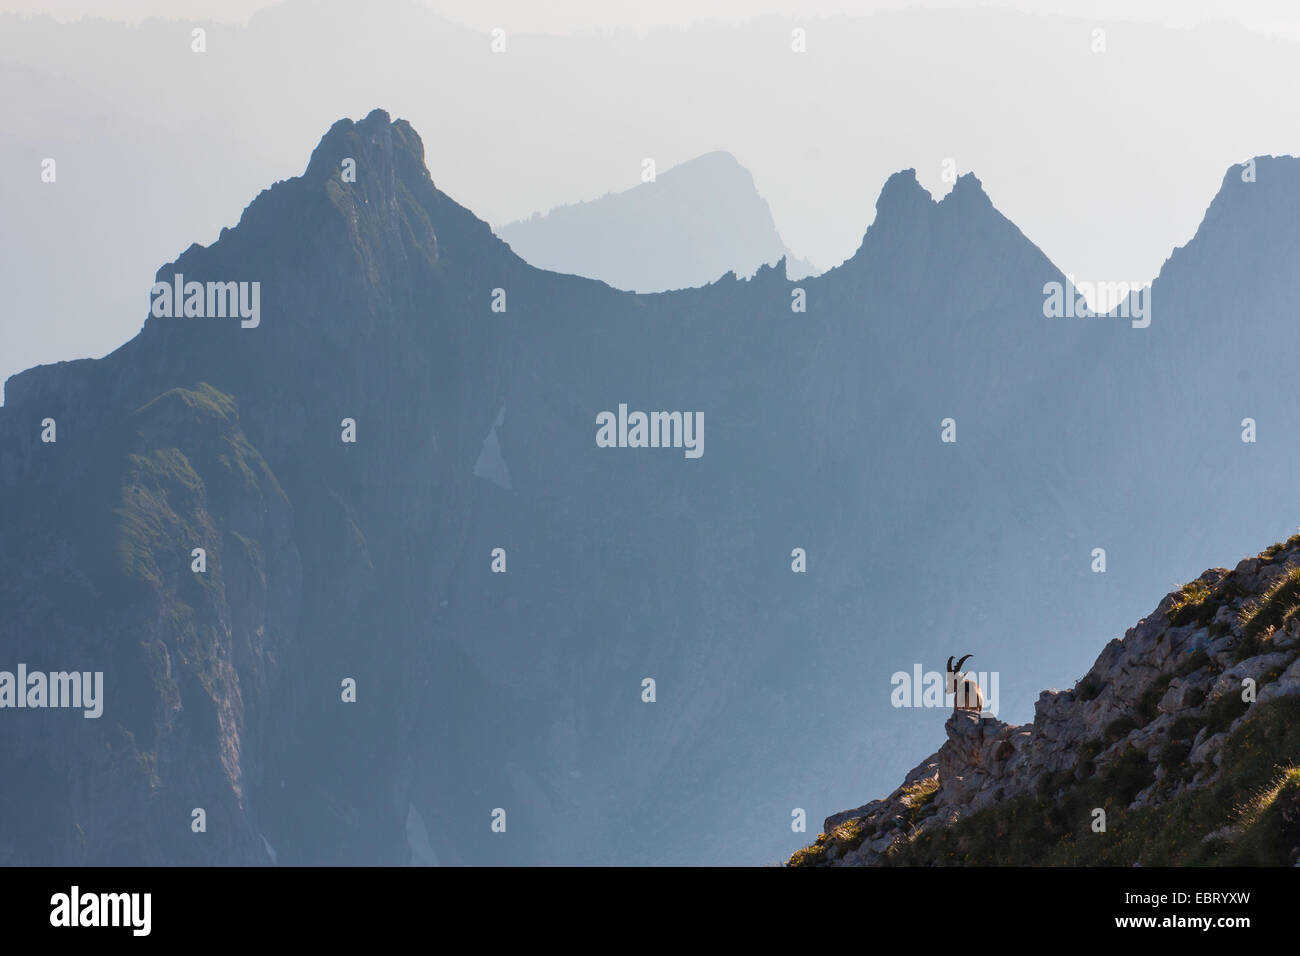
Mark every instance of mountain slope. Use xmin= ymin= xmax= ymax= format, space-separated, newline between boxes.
xmin=792 ymin=536 xmax=1300 ymax=866
xmin=0 ymin=111 xmax=515 ymax=864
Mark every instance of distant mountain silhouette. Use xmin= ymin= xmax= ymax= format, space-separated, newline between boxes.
xmin=7 ymin=2 xmax=1300 ymax=394
xmin=496 ymin=151 xmax=816 ymax=290
xmin=4 ymin=111 xmax=1300 ymax=868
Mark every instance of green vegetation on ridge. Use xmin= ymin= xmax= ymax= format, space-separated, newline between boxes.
xmin=871 ymin=695 xmax=1300 ymax=866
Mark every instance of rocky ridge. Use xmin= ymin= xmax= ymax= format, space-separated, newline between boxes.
xmin=793 ymin=537 xmax=1300 ymax=866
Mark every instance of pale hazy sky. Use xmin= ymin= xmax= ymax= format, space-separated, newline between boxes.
xmin=7 ymin=0 xmax=1300 ymax=39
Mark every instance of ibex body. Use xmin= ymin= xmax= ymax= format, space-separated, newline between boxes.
xmin=946 ymin=654 xmax=985 ymax=716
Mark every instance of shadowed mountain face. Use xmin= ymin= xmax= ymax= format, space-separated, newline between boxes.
xmin=2 ymin=111 xmax=1300 ymax=865
xmin=496 ymin=151 xmax=816 ymax=290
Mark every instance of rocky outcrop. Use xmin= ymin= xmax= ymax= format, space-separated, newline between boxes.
xmin=794 ymin=540 xmax=1300 ymax=866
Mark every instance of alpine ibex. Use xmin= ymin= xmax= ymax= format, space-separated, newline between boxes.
xmin=946 ymin=655 xmax=985 ymax=716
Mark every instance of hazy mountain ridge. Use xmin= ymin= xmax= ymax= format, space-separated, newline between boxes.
xmin=8 ymin=3 xmax=1300 ymax=392
xmin=3 ymin=110 xmax=1300 ymax=865
xmin=496 ymin=150 xmax=817 ymax=290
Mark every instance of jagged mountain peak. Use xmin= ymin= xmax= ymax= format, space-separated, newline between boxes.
xmin=869 ymin=167 xmax=995 ymax=229
xmin=658 ymin=149 xmax=747 ymax=176
xmin=871 ymin=167 xmax=987 ymax=208
xmin=186 ymin=108 xmax=506 ymax=284
xmin=140 ymin=110 xmax=509 ymax=337
xmin=873 ymin=167 xmax=932 ymax=214
xmin=832 ymin=164 xmax=1050 ymax=298
xmin=946 ymin=170 xmax=992 ymax=207
xmin=495 ymin=149 xmax=806 ymax=291
xmin=1139 ymin=153 xmax=1300 ymax=357
xmin=1157 ymin=154 xmax=1300 ymax=277
xmin=5 ymin=110 xmax=517 ymax=471
xmin=303 ymin=108 xmax=423 ymax=184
